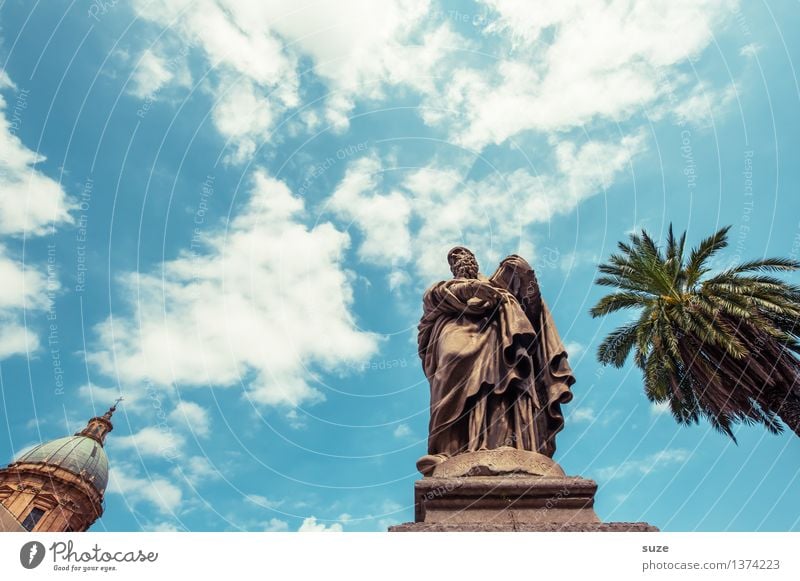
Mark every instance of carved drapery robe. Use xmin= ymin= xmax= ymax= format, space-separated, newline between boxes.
xmin=418 ymin=255 xmax=574 ymax=458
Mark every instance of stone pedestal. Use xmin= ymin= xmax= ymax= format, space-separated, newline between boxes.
xmin=420 ymin=474 xmax=600 ymax=524
xmin=389 ymin=449 xmax=658 ymax=532
xmin=390 ymin=521 xmax=659 ymax=532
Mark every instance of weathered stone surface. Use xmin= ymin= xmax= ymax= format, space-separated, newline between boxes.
xmin=390 ymin=473 xmax=660 ymax=532
xmin=398 ymin=248 xmax=660 ymax=533
xmin=413 ymin=475 xmax=601 ymax=525
xmin=0 ymin=503 xmax=24 ymax=532
xmin=429 ymin=447 xmax=566 ymax=478
xmin=418 ymin=249 xmax=574 ymax=462
xmin=389 ymin=521 xmax=659 ymax=532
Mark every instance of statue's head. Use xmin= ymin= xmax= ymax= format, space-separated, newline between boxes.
xmin=447 ymin=246 xmax=479 ymax=279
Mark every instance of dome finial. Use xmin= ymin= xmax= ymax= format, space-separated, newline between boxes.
xmin=77 ymin=398 xmax=121 ymax=446
xmin=102 ymin=397 xmax=123 ymax=421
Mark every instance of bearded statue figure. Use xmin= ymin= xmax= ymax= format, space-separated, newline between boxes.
xmin=416 ymin=247 xmax=575 ymax=475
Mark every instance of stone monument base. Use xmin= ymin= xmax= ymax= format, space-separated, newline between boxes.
xmin=418 ymin=447 xmax=566 ymax=478
xmin=390 ymin=450 xmax=658 ymax=532
xmin=389 ymin=521 xmax=659 ymax=532
xmin=388 ymin=476 xmax=658 ymax=532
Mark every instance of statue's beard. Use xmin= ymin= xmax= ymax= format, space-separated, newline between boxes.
xmin=452 ymin=257 xmax=479 ymax=279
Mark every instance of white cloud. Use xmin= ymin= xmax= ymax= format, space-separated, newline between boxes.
xmin=0 ymin=246 xmax=48 ymax=311
xmin=245 ymin=494 xmax=282 ymax=509
xmin=127 ymin=0 xmax=739 ymax=160
xmin=328 ymin=156 xmax=412 ymax=264
xmin=670 ymin=82 xmax=738 ymax=128
xmin=564 ymin=341 xmax=585 ymax=358
xmin=328 ymin=132 xmax=645 ymax=281
xmin=131 ymin=0 xmax=297 ymax=87
xmin=596 ymin=448 xmax=691 ymax=481
xmin=0 ymin=83 xmax=73 ymax=235
xmin=371 ymin=500 xmax=404 ymax=531
xmin=88 ymin=170 xmax=379 ymax=407
xmin=420 ymin=0 xmax=738 ymax=149
xmin=0 ymin=74 xmax=72 ymax=359
xmin=211 ymin=77 xmax=282 ymax=164
xmin=130 ymin=0 xmax=298 ymax=162
xmin=556 ymin=249 xmax=600 ymax=273
xmin=0 ymin=318 xmax=37 ymax=358
xmin=108 ymin=463 xmax=183 ymax=515
xmin=263 ymin=518 xmax=289 ymax=532
xmin=285 ymin=409 xmax=308 ymax=430
xmin=113 ymin=427 xmax=186 ymax=459
xmin=387 ymin=268 xmax=411 ymax=291
xmin=169 ymin=401 xmax=211 ymax=438
xmin=740 ymin=42 xmax=762 ymax=57
xmin=298 ymin=516 xmax=344 ymax=532
xmin=143 ymin=521 xmax=186 ymax=532
xmin=128 ymin=48 xmax=188 ymax=99
xmin=223 ymin=509 xmax=290 ymax=531
xmin=130 ymin=0 xmax=452 ymax=152
xmin=174 ymin=455 xmax=222 ymax=487
xmin=274 ymin=1 xmax=453 ymax=131
xmin=78 ymin=384 xmax=146 ymax=414
xmin=393 ymin=423 xmax=413 ymax=438
xmin=570 ymin=407 xmax=597 ymax=423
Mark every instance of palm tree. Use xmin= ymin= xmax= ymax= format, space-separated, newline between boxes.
xmin=590 ymin=225 xmax=800 ymax=440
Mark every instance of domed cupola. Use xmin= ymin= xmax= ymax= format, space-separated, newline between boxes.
xmin=15 ymin=435 xmax=110 ymax=494
xmin=0 ymin=400 xmax=120 ymax=532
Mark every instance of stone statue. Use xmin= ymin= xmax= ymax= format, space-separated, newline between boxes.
xmin=389 ymin=248 xmax=657 ymax=530
xmin=389 ymin=255 xmax=657 ymax=531
xmin=416 ymin=247 xmax=575 ymax=475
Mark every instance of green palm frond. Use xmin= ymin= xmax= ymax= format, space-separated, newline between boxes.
xmin=590 ymin=222 xmax=800 ymax=440
xmin=727 ymin=257 xmax=800 ymax=273
xmin=597 ymin=322 xmax=639 ymax=367
xmin=685 ymin=225 xmax=731 ymax=287
xmin=589 ymin=291 xmax=651 ymax=317
xmin=665 ymin=225 xmax=687 ymax=287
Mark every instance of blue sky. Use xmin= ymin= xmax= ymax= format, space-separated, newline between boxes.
xmin=0 ymin=0 xmax=798 ymax=532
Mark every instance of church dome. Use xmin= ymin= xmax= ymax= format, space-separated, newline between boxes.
xmin=1 ymin=401 xmax=120 ymax=532
xmin=15 ymin=435 xmax=109 ymax=493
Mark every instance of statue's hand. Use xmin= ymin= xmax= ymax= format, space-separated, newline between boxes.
xmin=442 ymin=279 xmax=507 ymax=314
xmin=464 ymin=283 xmax=504 ymax=314
xmin=466 ymin=296 xmax=492 ymax=311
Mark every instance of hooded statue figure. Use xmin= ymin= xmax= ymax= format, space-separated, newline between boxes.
xmin=417 ymin=247 xmax=574 ymax=473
